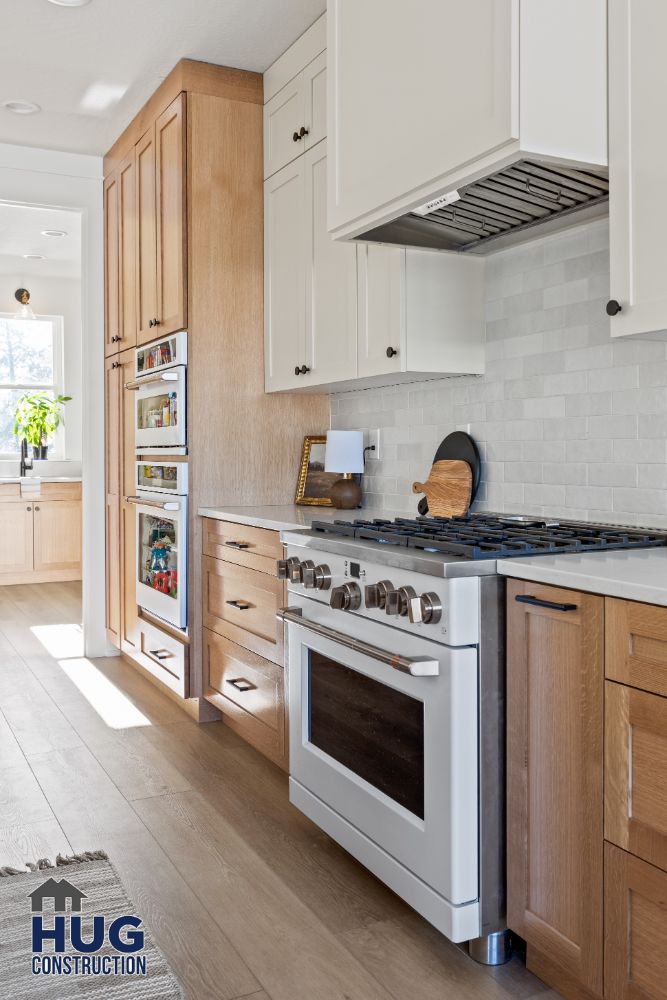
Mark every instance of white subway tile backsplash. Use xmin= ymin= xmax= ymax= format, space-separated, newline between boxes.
xmin=330 ymin=221 xmax=667 ymax=526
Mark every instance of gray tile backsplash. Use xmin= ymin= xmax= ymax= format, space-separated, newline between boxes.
xmin=330 ymin=220 xmax=667 ymax=527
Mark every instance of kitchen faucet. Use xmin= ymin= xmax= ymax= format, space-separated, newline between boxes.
xmin=20 ymin=438 xmax=33 ymax=478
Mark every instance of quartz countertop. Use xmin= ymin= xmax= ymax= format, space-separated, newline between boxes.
xmin=198 ymin=504 xmax=394 ymax=533
xmin=497 ymin=548 xmax=667 ymax=606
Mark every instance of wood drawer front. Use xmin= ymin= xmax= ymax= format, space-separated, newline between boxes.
xmin=607 ymin=598 xmax=667 ymax=698
xmin=39 ymin=482 xmax=82 ymax=501
xmin=204 ymin=629 xmax=286 ymax=769
xmin=605 ymin=843 xmax=667 ymax=1000
xmin=132 ymin=619 xmax=188 ymax=698
xmin=202 ymin=517 xmax=282 ymax=574
xmin=606 ymin=681 xmax=667 ymax=872
xmin=0 ymin=484 xmax=21 ymax=501
xmin=202 ymin=555 xmax=284 ymax=664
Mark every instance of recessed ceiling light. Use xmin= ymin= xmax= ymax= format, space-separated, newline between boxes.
xmin=3 ymin=100 xmax=41 ymax=115
xmin=41 ymin=229 xmax=68 ymax=238
xmin=47 ymin=0 xmax=92 ymax=6
xmin=23 ymin=253 xmax=46 ymax=261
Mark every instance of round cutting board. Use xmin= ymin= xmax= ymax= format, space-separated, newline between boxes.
xmin=417 ymin=431 xmax=481 ymax=517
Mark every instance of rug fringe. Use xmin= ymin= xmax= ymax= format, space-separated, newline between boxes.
xmin=0 ymin=850 xmax=108 ymax=878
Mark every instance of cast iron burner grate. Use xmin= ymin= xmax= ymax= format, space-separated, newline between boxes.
xmin=309 ymin=514 xmax=667 ymax=561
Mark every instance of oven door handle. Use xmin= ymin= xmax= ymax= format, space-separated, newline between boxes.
xmin=125 ymin=371 xmax=180 ymax=391
xmin=126 ymin=496 xmax=180 ymax=511
xmin=277 ymin=607 xmax=439 ymax=677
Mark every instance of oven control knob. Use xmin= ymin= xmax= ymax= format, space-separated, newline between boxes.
xmin=303 ymin=563 xmax=332 ymax=590
xmin=408 ymin=592 xmax=443 ymax=625
xmin=330 ymin=582 xmax=362 ymax=611
xmin=277 ymin=557 xmax=299 ymax=580
xmin=365 ymin=580 xmax=394 ymax=610
xmin=385 ymin=585 xmax=416 ymax=617
xmin=291 ymin=559 xmax=314 ymax=585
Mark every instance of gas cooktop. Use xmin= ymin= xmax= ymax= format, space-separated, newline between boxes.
xmin=309 ymin=514 xmax=667 ymax=561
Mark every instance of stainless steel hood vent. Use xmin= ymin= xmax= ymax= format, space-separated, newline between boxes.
xmin=360 ymin=159 xmax=609 ymax=254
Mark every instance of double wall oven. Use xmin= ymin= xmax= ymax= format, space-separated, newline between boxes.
xmin=126 ymin=332 xmax=189 ymax=631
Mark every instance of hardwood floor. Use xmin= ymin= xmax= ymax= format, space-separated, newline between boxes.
xmin=0 ymin=582 xmax=559 ymax=1000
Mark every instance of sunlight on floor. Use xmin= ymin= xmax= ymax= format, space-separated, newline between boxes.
xmin=31 ymin=624 xmax=84 ymax=660
xmin=58 ymin=658 xmax=152 ymax=730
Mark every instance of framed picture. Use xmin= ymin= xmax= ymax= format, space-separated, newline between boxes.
xmin=295 ymin=435 xmax=338 ymax=506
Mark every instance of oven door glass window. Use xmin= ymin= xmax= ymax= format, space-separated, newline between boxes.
xmin=308 ymin=650 xmax=425 ymax=819
xmin=137 ymin=390 xmax=179 ymax=431
xmin=137 ymin=463 xmax=179 ymax=492
xmin=138 ymin=512 xmax=180 ymax=601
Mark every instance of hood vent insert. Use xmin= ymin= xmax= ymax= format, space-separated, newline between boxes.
xmin=361 ymin=159 xmax=609 ymax=254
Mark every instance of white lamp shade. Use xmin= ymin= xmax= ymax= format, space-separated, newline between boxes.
xmin=325 ymin=430 xmax=364 ymax=474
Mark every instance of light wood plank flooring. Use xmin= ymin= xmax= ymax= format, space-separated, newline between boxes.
xmin=0 ymin=582 xmax=559 ymax=1000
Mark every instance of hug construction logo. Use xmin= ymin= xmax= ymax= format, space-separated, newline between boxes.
xmin=29 ymin=876 xmax=148 ymax=978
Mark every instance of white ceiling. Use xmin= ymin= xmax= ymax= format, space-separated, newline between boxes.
xmin=0 ymin=0 xmax=326 ymax=156
xmin=0 ymin=204 xmax=81 ymax=278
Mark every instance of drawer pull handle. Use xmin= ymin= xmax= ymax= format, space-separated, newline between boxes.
xmin=149 ymin=648 xmax=172 ymax=660
xmin=225 ymin=600 xmax=252 ymax=611
xmin=226 ymin=677 xmax=256 ymax=692
xmin=515 ymin=595 xmax=578 ymax=613
xmin=225 ymin=541 xmax=251 ymax=550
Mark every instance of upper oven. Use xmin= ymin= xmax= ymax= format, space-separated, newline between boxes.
xmin=280 ymin=594 xmax=479 ymax=908
xmin=127 ymin=332 xmax=187 ymax=451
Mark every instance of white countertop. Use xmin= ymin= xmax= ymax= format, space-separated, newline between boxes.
xmin=498 ymin=548 xmax=667 ymax=606
xmin=198 ymin=504 xmax=394 ymax=533
xmin=0 ymin=476 xmax=82 ymax=484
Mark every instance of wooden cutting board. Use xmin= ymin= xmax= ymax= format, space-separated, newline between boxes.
xmin=412 ymin=459 xmax=473 ymax=518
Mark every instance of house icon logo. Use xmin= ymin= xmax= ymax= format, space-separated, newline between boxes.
xmin=29 ymin=878 xmax=87 ymax=913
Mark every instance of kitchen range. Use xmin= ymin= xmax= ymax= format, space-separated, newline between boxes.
xmin=278 ymin=514 xmax=667 ymax=963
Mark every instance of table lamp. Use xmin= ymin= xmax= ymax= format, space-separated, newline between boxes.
xmin=325 ymin=430 xmax=365 ymax=509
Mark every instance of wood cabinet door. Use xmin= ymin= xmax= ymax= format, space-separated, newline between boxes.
xmin=33 ymin=501 xmax=82 ymax=572
xmin=120 ymin=350 xmax=138 ymax=652
xmin=605 ymin=843 xmax=667 ymax=1000
xmin=606 ymin=681 xmax=667 ymax=873
xmin=135 ymin=124 xmax=158 ymax=345
xmin=202 ymin=555 xmax=284 ymax=664
xmin=506 ymin=579 xmax=604 ymax=998
xmin=606 ymin=598 xmax=667 ymax=699
xmin=0 ymin=503 xmax=34 ymax=575
xmin=357 ymin=244 xmax=404 ymax=378
xmin=264 ymin=72 xmax=305 ymax=178
xmin=264 ymin=157 xmax=306 ymax=391
xmin=104 ymin=355 xmax=121 ymax=645
xmin=155 ymin=93 xmax=186 ymax=337
xmin=103 ymin=170 xmax=120 ymax=357
xmin=118 ymin=148 xmax=137 ymax=352
xmin=304 ymin=141 xmax=357 ymax=386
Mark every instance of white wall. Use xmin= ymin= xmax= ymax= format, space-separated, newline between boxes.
xmin=1 ymin=274 xmax=83 ymax=463
xmin=0 ymin=142 xmax=106 ymax=655
xmin=331 ymin=220 xmax=667 ymax=529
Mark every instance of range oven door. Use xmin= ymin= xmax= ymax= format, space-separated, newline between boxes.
xmin=284 ymin=596 xmax=479 ymax=905
xmin=128 ymin=494 xmax=187 ymax=630
xmin=127 ymin=367 xmax=187 ymax=451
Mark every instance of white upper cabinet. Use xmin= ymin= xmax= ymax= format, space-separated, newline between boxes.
xmin=608 ymin=0 xmax=667 ymax=337
xmin=327 ymin=0 xmax=608 ymax=242
xmin=357 ymin=246 xmax=404 ymax=379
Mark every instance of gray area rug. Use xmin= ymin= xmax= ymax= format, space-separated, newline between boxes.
xmin=0 ymin=851 xmax=183 ymax=998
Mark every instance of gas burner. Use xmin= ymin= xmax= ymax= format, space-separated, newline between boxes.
xmin=310 ymin=514 xmax=667 ymax=561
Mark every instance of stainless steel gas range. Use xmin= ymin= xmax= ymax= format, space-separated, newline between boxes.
xmin=277 ymin=515 xmax=667 ymax=965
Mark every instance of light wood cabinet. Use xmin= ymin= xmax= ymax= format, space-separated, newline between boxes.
xmin=0 ymin=493 xmax=81 ymax=585
xmin=202 ymin=555 xmax=284 ymax=665
xmin=103 ymin=172 xmax=120 ymax=358
xmin=0 ymin=503 xmax=34 ymax=577
xmin=609 ymin=0 xmax=667 ymax=338
xmin=155 ymin=95 xmax=187 ymax=337
xmin=105 ymin=355 xmax=121 ymax=644
xmin=605 ymin=844 xmax=667 ymax=1000
xmin=33 ymin=500 xmax=82 ymax=572
xmin=118 ymin=149 xmax=137 ymax=352
xmin=120 ymin=350 xmax=139 ymax=654
xmin=135 ymin=125 xmax=158 ymax=344
xmin=606 ymin=598 xmax=667 ymax=699
xmin=263 ymin=51 xmax=326 ymax=179
xmin=507 ymin=579 xmax=604 ymax=999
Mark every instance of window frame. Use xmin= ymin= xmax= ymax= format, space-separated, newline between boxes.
xmin=0 ymin=314 xmax=66 ymax=460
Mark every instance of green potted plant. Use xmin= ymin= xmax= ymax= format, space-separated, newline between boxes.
xmin=13 ymin=392 xmax=72 ymax=460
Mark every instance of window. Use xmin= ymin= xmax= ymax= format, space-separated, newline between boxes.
xmin=0 ymin=315 xmax=65 ymax=458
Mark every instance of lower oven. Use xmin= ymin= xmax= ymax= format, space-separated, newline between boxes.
xmin=127 ymin=491 xmax=188 ymax=630
xmin=281 ymin=593 xmax=480 ymax=939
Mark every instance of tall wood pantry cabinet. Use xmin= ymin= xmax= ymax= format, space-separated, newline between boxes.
xmin=103 ymin=59 xmax=328 ymax=711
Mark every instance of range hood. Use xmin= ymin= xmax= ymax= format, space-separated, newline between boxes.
xmin=359 ymin=159 xmax=609 ymax=255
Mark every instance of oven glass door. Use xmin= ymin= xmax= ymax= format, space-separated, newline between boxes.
xmin=135 ymin=499 xmax=187 ymax=629
xmin=136 ymin=331 xmax=187 ymax=377
xmin=135 ymin=460 xmax=188 ymax=495
xmin=134 ymin=367 xmax=186 ymax=450
xmin=287 ymin=598 xmax=478 ymax=904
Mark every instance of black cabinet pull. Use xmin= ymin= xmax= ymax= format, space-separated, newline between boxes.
xmin=293 ymin=131 xmax=300 ymax=142
xmin=294 ymin=365 xmax=301 ymax=376
xmin=225 ymin=600 xmax=251 ymax=611
xmin=386 ymin=346 xmax=398 ymax=358
xmin=226 ymin=677 xmax=256 ymax=692
xmin=299 ymin=126 xmax=309 ymax=138
xmin=148 ymin=319 xmax=154 ymax=328
xmin=515 ymin=594 xmax=578 ymax=612
xmin=149 ymin=648 xmax=172 ymax=660
xmin=606 ymin=299 xmax=622 ymax=316
xmin=225 ymin=540 xmax=250 ymax=550
xmin=154 ymin=318 xmax=160 ymax=326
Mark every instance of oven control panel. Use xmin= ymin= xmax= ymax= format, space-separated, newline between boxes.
xmin=280 ymin=548 xmax=480 ymax=646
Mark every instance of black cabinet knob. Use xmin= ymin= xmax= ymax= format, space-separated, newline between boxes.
xmin=386 ymin=346 xmax=398 ymax=358
xmin=293 ymin=131 xmax=300 ymax=143
xmin=148 ymin=319 xmax=154 ymax=328
xmin=299 ymin=365 xmax=310 ymax=375
xmin=154 ymin=318 xmax=160 ymax=327
xmin=299 ymin=126 xmax=309 ymax=138
xmin=294 ymin=365 xmax=301 ymax=376
xmin=606 ymin=299 xmax=622 ymax=316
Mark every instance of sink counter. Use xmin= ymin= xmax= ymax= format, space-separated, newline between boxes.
xmin=198 ymin=504 xmax=391 ymax=533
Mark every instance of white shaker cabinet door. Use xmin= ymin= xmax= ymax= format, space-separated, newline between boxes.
xmin=357 ymin=244 xmax=404 ymax=379
xmin=305 ymin=141 xmax=358 ymax=386
xmin=264 ymin=159 xmax=307 ymax=392
xmin=609 ymin=0 xmax=667 ymax=337
xmin=303 ymin=52 xmax=327 ymax=154
xmin=264 ymin=74 xmax=305 ymax=179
